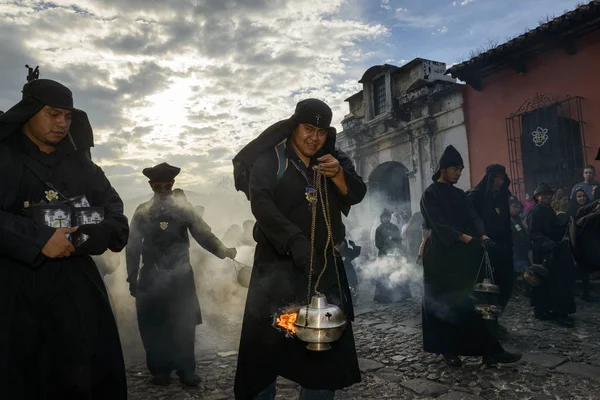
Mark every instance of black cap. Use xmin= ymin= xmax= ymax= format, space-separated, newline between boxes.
xmin=21 ymin=79 xmax=77 ymax=111
xmin=534 ymin=182 xmax=553 ymax=197
xmin=294 ymin=99 xmax=333 ymax=130
xmin=486 ymin=164 xmax=506 ymax=176
xmin=143 ymin=162 xmax=181 ymax=182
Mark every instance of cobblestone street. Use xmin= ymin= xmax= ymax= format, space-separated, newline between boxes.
xmin=124 ymin=281 xmax=600 ymax=400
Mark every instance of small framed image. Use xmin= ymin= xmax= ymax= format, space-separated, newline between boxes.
xmin=73 ymin=207 xmax=104 ymax=246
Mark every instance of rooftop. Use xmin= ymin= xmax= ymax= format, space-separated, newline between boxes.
xmin=446 ymin=1 xmax=600 ymax=90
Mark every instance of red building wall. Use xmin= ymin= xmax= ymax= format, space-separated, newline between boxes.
xmin=463 ymin=29 xmax=600 ymax=194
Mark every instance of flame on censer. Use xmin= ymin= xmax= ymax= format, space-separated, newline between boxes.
xmin=275 ymin=312 xmax=298 ymax=336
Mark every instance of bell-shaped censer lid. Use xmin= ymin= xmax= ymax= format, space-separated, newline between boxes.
xmin=473 ymin=278 xmax=501 ymax=294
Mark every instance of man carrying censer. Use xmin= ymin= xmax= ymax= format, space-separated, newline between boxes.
xmin=232 ymin=99 xmax=367 ymax=399
xmin=420 ymin=145 xmax=521 ymax=367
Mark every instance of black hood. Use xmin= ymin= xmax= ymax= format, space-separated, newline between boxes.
xmin=595 ymin=147 xmax=600 ymax=161
xmin=232 ymin=111 xmax=337 ymax=200
xmin=567 ymin=187 xmax=590 ymax=218
xmin=472 ymin=163 xmax=511 ymax=196
xmin=432 ymin=145 xmax=464 ymax=181
xmin=0 ymin=79 xmax=94 ymax=151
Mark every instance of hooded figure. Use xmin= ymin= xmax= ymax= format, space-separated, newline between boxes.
xmin=467 ymin=164 xmax=514 ymax=315
xmin=420 ymin=146 xmax=520 ymax=367
xmin=126 ymin=162 xmax=236 ymax=387
xmin=0 ymin=77 xmax=128 ymax=398
xmin=526 ymin=183 xmax=576 ymax=327
xmin=232 ymin=99 xmax=367 ymax=399
xmin=373 ymin=209 xmax=407 ymax=303
xmin=509 ymin=197 xmax=531 ymax=274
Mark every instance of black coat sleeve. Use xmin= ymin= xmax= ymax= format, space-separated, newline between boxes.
xmin=88 ymin=163 xmax=129 ymax=252
xmin=0 ymin=209 xmax=55 ymax=267
xmin=125 ymin=205 xmax=145 ymax=283
xmin=249 ymin=151 xmax=304 ymax=255
xmin=466 ymin=189 xmax=486 ymax=236
xmin=185 ymin=204 xmax=228 ymax=259
xmin=420 ymin=188 xmax=463 ymax=247
xmin=336 ymin=149 xmax=366 ymax=214
xmin=375 ymin=225 xmax=384 ymax=250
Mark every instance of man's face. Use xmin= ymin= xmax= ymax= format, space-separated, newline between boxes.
xmin=510 ymin=204 xmax=520 ymax=217
xmin=150 ymin=181 xmax=174 ymax=196
xmin=583 ymin=168 xmax=595 ymax=183
xmin=291 ymin=123 xmax=328 ymax=159
xmin=576 ymin=190 xmax=587 ymax=205
xmin=492 ymin=174 xmax=505 ymax=192
xmin=24 ymin=106 xmax=72 ymax=148
xmin=536 ymin=192 xmax=553 ymax=206
xmin=382 ymin=215 xmax=391 ymax=224
xmin=441 ymin=166 xmax=463 ymax=184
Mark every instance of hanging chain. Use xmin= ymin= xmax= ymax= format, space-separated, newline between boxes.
xmin=304 ymin=166 xmax=345 ymax=323
xmin=304 ymin=168 xmax=319 ymax=326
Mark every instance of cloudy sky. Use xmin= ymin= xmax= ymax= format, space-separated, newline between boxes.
xmin=0 ymin=0 xmax=584 ymax=200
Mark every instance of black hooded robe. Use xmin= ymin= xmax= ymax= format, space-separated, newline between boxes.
xmin=233 ymin=123 xmax=366 ymax=399
xmin=374 ymin=221 xmax=409 ymax=302
xmin=526 ymin=204 xmax=576 ymax=317
xmin=420 ymin=181 xmax=503 ymax=356
xmin=126 ymin=196 xmax=229 ymax=377
xmin=0 ymin=133 xmax=129 ymax=399
xmin=467 ymin=165 xmax=514 ymax=309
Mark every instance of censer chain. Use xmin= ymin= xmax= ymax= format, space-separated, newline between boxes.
xmin=306 ymin=168 xmax=344 ymax=318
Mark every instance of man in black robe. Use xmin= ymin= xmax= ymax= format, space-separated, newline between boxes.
xmin=420 ymin=145 xmax=520 ymax=367
xmin=374 ymin=208 xmax=408 ymax=302
xmin=467 ymin=164 xmax=514 ymax=335
xmin=0 ymin=78 xmax=129 ymax=398
xmin=126 ymin=163 xmax=237 ymax=386
xmin=526 ymin=183 xmax=576 ymax=327
xmin=232 ymin=99 xmax=366 ymax=399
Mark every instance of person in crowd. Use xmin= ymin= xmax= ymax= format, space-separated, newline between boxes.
xmin=523 ymin=192 xmax=536 ymax=214
xmin=338 ymin=238 xmax=362 ymax=302
xmin=566 ymin=189 xmax=597 ymax=302
xmin=405 ymin=211 xmax=425 ymax=263
xmin=554 ymin=194 xmax=570 ymax=226
xmin=232 ymin=99 xmax=366 ymax=399
xmin=526 ymin=183 xmax=576 ymax=327
xmin=468 ymin=164 xmax=514 ymax=337
xmin=222 ymin=224 xmax=243 ymax=248
xmin=509 ymin=197 xmax=532 ymax=296
xmin=374 ymin=208 xmax=406 ymax=302
xmin=240 ymin=219 xmax=256 ymax=246
xmin=571 ymin=165 xmax=599 ymax=202
xmin=126 ymin=162 xmax=237 ymax=387
xmin=0 ymin=77 xmax=129 ymax=398
xmin=420 ymin=145 xmax=520 ymax=368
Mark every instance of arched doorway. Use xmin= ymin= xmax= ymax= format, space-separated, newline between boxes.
xmin=368 ymin=161 xmax=411 ymax=218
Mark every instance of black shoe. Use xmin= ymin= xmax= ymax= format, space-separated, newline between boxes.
xmin=442 ymin=354 xmax=462 ymax=367
xmin=178 ymin=372 xmax=201 ymax=387
xmin=483 ymin=351 xmax=522 ymax=366
xmin=150 ymin=374 xmax=170 ymax=386
xmin=582 ymin=293 xmax=599 ymax=303
xmin=555 ymin=316 xmax=575 ymax=328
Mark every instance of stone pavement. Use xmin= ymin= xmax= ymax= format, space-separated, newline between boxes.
xmin=125 ymin=284 xmax=600 ymax=400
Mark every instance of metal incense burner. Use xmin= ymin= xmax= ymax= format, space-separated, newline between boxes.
xmin=294 ymin=295 xmax=347 ymax=351
xmin=473 ymin=278 xmax=502 ymax=320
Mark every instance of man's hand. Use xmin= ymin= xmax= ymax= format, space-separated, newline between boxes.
xmin=313 ymin=154 xmax=342 ymax=178
xmin=42 ymin=227 xmax=79 ymax=258
xmin=226 ymin=248 xmax=237 ymax=259
xmin=459 ymin=234 xmax=473 ymax=244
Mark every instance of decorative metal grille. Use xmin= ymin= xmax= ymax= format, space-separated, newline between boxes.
xmin=506 ymin=94 xmax=588 ymax=200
